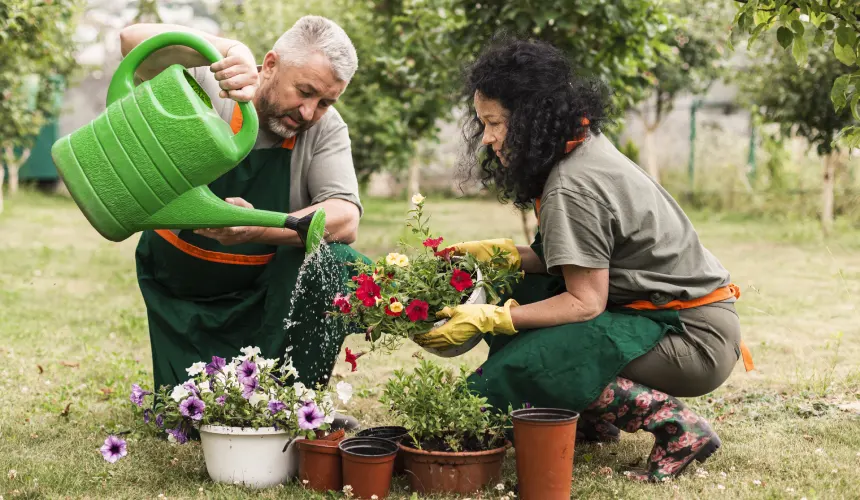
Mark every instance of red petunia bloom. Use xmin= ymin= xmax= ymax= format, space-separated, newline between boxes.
xmin=450 ymin=269 xmax=473 ymax=292
xmin=405 ymin=300 xmax=429 ymax=322
xmin=434 ymin=247 xmax=456 ymax=261
xmin=332 ymin=293 xmax=352 ymax=314
xmin=352 ymin=273 xmax=374 ymax=286
xmin=423 ymin=236 xmax=444 ymax=251
xmin=344 ymin=347 xmax=365 ymax=372
xmin=355 ymin=279 xmax=381 ymax=307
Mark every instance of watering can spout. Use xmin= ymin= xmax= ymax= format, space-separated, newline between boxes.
xmin=285 ymin=210 xmax=327 ymax=254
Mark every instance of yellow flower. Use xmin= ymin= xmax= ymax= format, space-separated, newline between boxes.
xmin=389 ymin=301 xmax=404 ymax=313
xmin=385 ymin=252 xmax=402 ymax=266
xmin=395 ymin=255 xmax=409 ymax=267
xmin=411 ymin=193 xmax=425 ymax=205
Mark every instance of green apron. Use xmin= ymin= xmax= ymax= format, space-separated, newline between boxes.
xmin=135 ymin=143 xmax=367 ymax=393
xmin=467 ymin=232 xmax=684 ymax=412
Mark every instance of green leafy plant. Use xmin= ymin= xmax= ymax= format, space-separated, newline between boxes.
xmin=380 ymin=360 xmax=509 ymax=452
xmin=329 ymin=195 xmax=522 ymax=351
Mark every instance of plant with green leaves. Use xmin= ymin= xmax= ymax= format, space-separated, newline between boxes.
xmin=739 ymin=41 xmax=855 ymax=233
xmin=731 ymin=0 xmax=860 ymax=148
xmin=380 ymin=360 xmax=509 ymax=452
xmin=0 ymin=0 xmax=81 ymax=210
xmin=328 ymin=195 xmax=522 ymax=351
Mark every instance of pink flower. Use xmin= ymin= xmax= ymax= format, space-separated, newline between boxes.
xmin=651 ymin=390 xmax=668 ymax=401
xmin=332 ymin=293 xmax=352 ymax=314
xmin=679 ymin=409 xmax=699 ymax=423
xmin=645 ymin=403 xmax=677 ymax=426
xmin=668 ymin=431 xmax=698 ymax=452
xmin=691 ymin=436 xmax=712 ymax=452
xmin=617 ymin=405 xmax=629 ymax=417
xmin=657 ymin=457 xmax=686 ymax=475
xmin=423 ymin=236 xmax=444 ymax=250
xmin=617 ymin=378 xmax=634 ymax=390
xmin=450 ymin=269 xmax=474 ymax=292
xmin=665 ymin=423 xmax=678 ymax=435
xmin=405 ymin=300 xmax=429 ymax=322
xmin=600 ymin=412 xmax=616 ymax=423
xmin=595 ymin=387 xmax=615 ymax=409
xmin=635 ymin=392 xmax=653 ymax=409
xmin=650 ymin=446 xmax=666 ymax=462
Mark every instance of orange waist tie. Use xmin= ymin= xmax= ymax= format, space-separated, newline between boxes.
xmin=626 ymin=284 xmax=754 ymax=372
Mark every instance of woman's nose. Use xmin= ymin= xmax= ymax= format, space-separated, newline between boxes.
xmin=481 ymin=130 xmax=494 ymax=146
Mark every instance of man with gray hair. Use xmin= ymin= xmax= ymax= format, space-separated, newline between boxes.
xmin=120 ymin=17 xmax=364 ymax=430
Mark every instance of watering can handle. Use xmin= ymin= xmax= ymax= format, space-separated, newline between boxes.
xmin=106 ymin=31 xmax=258 ymax=156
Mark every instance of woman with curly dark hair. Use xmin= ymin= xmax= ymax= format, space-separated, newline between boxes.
xmin=414 ymin=38 xmax=752 ymax=482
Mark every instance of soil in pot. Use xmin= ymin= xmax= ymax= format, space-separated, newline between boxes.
xmin=399 ymin=437 xmax=511 ymax=495
xmin=512 ymin=408 xmax=579 ymax=500
xmin=339 ymin=437 xmax=398 ymax=499
xmin=356 ymin=426 xmax=409 ymax=476
xmin=297 ymin=435 xmax=344 ymax=493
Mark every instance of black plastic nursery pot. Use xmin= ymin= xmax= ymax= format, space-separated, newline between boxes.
xmin=356 ymin=426 xmax=409 ymax=475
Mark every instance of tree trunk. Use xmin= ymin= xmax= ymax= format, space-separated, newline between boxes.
xmin=407 ymin=154 xmax=420 ymax=199
xmin=644 ymin=125 xmax=660 ymax=183
xmin=6 ymin=147 xmax=30 ymax=194
xmin=0 ymin=157 xmax=4 ymax=214
xmin=821 ymin=152 xmax=836 ymax=235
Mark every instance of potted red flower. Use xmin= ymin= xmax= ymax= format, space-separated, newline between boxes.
xmin=329 ymin=195 xmax=521 ymax=357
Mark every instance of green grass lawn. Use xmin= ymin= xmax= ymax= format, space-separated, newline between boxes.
xmin=1 ymin=188 xmax=859 ymax=499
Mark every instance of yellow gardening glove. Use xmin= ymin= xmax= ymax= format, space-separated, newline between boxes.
xmin=412 ymin=299 xmax=520 ymax=350
xmin=451 ymin=238 xmax=521 ymax=270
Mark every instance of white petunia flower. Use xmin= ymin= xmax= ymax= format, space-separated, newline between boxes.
xmin=301 ymin=389 xmax=316 ymax=402
xmin=249 ymin=392 xmax=268 ymax=408
xmin=324 ymin=414 xmax=335 ymax=424
xmin=186 ymin=362 xmax=206 ymax=377
xmin=411 ymin=193 xmax=425 ymax=204
xmin=240 ymin=346 xmax=261 ymax=358
xmin=336 ymin=381 xmax=353 ymax=404
xmin=198 ymin=381 xmax=212 ymax=393
xmin=170 ymin=386 xmax=190 ymax=402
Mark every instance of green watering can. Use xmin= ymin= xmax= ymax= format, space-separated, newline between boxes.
xmin=51 ymin=31 xmax=326 ymax=253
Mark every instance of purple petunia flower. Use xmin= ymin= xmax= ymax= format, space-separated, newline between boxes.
xmin=155 ymin=413 xmax=164 ymax=428
xmin=179 ymin=397 xmax=205 ymax=421
xmin=129 ymin=384 xmax=151 ymax=407
xmin=166 ymin=426 xmax=188 ymax=444
xmin=480 ymin=407 xmax=487 ymax=413
xmin=297 ymin=402 xmax=325 ymax=430
xmin=100 ymin=435 xmax=127 ymax=463
xmin=268 ymin=400 xmax=286 ymax=415
xmin=205 ymin=356 xmax=227 ymax=375
xmin=241 ymin=377 xmax=259 ymax=399
xmin=524 ymin=402 xmax=532 ymax=409
xmin=475 ymin=366 xmax=483 ymax=376
xmin=143 ymin=409 xmax=152 ymax=424
xmin=216 ymin=395 xmax=226 ymax=406
xmin=237 ymin=360 xmax=257 ymax=382
xmin=182 ymin=380 xmax=199 ymax=397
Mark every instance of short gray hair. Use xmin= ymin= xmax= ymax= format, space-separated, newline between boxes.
xmin=272 ymin=15 xmax=358 ymax=83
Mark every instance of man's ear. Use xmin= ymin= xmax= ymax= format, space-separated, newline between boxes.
xmin=260 ymin=51 xmax=279 ymax=78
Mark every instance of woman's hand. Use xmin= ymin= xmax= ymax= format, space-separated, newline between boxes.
xmin=209 ymin=44 xmax=258 ymax=102
xmin=412 ymin=299 xmax=519 ymax=349
xmin=448 ymin=238 xmax=521 ymax=269
xmin=193 ymin=197 xmax=265 ymax=246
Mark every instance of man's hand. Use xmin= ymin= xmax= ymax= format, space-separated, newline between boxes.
xmin=210 ymin=44 xmax=258 ymax=102
xmin=193 ymin=198 xmax=265 ymax=245
xmin=412 ymin=299 xmax=520 ymax=349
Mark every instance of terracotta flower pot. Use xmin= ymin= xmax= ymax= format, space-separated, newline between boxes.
xmin=339 ymin=437 xmax=398 ymax=499
xmin=398 ymin=440 xmax=511 ymax=495
xmin=356 ymin=426 xmax=409 ymax=475
xmin=298 ymin=434 xmax=345 ymax=493
xmin=512 ymin=408 xmax=580 ymax=500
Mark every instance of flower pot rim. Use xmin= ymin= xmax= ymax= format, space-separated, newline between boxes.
xmin=511 ymin=407 xmax=580 ymax=423
xmin=199 ymin=424 xmax=291 ymax=436
xmin=298 ymin=438 xmax=342 ymax=454
xmin=398 ymin=439 xmax=511 ymax=458
xmin=356 ymin=425 xmax=410 ymax=440
xmin=339 ymin=437 xmax=399 ymax=458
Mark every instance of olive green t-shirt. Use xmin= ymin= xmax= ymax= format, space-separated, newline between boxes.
xmin=538 ymin=133 xmax=731 ymax=306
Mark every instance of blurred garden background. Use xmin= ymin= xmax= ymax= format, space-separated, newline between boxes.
xmin=1 ymin=0 xmax=859 ymax=498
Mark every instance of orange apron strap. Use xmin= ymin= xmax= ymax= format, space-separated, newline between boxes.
xmin=154 ymin=229 xmax=274 ymax=266
xmin=229 ymin=103 xmax=295 ymax=150
xmin=739 ymin=340 xmax=755 ymax=372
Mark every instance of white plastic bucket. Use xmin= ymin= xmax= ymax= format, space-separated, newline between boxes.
xmin=199 ymin=425 xmax=302 ymax=488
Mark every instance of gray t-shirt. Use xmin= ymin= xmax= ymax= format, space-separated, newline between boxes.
xmin=188 ymin=66 xmax=363 ymax=215
xmin=539 ymin=133 xmax=730 ymax=306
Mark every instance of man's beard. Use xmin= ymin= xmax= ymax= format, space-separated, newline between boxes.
xmin=257 ymin=85 xmax=308 ymax=139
